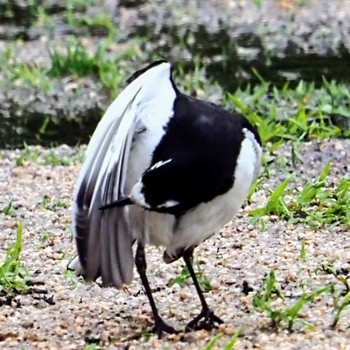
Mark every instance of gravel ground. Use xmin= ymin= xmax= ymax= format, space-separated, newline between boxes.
xmin=0 ymin=139 xmax=349 ymax=349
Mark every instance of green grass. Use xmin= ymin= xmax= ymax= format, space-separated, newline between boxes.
xmin=317 ymin=262 xmax=350 ymax=328
xmin=0 ymin=45 xmax=53 ymax=94
xmin=16 ymin=143 xmax=83 ymax=166
xmin=2 ymin=31 xmax=350 ymax=142
xmin=48 ymin=38 xmax=103 ymax=77
xmin=83 ymin=344 xmax=100 ymax=350
xmin=47 ymin=37 xmax=142 ymax=97
xmin=254 ymin=266 xmax=350 ymax=330
xmin=204 ymin=329 xmax=241 ymax=350
xmin=253 ymin=271 xmax=333 ymax=330
xmin=1 ymin=200 xmax=15 ymax=217
xmin=227 ymin=79 xmax=350 ymax=152
xmin=41 ymin=195 xmax=68 ymax=211
xmin=32 ymin=5 xmax=55 ymax=29
xmin=167 ymin=259 xmax=212 ymax=293
xmin=16 ymin=142 xmax=41 ymax=166
xmin=43 ymin=148 xmax=84 ymax=166
xmin=299 ymin=241 xmax=307 ymax=261
xmin=250 ymin=161 xmax=350 ymax=229
xmin=250 ymin=177 xmax=291 ymax=224
xmin=1 ymin=31 xmax=350 ymax=145
xmin=64 ymin=269 xmax=78 ymax=289
xmin=204 ymin=333 xmax=223 ymax=350
xmin=11 ymin=63 xmax=53 ymax=93
xmin=67 ymin=8 xmax=116 ymax=42
xmin=0 ymin=222 xmax=31 ymax=296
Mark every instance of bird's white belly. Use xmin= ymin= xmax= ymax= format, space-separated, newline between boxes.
xmin=128 ymin=206 xmax=175 ymax=246
xmin=167 ymin=136 xmax=258 ymax=255
xmin=129 ymin=135 xmax=258 ymax=257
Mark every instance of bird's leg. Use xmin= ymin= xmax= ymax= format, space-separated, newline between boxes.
xmin=135 ymin=242 xmax=178 ymax=338
xmin=182 ymin=250 xmax=223 ymax=332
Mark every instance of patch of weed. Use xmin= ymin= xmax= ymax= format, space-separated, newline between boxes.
xmin=31 ymin=5 xmax=56 ymax=30
xmin=299 ymin=241 xmax=307 ymax=261
xmin=316 ymin=262 xmax=350 ymax=327
xmin=253 ymin=270 xmax=332 ymax=330
xmin=84 ymin=343 xmax=100 ymax=350
xmin=64 ymin=269 xmax=78 ymax=289
xmin=204 ymin=333 xmax=222 ymax=350
xmin=204 ymin=328 xmax=241 ymax=350
xmin=16 ymin=143 xmax=40 ymax=166
xmin=48 ymin=38 xmax=102 ymax=77
xmin=1 ymin=200 xmax=15 ymax=217
xmin=41 ymin=195 xmax=68 ymax=211
xmin=47 ymin=37 xmax=142 ymax=97
xmin=36 ymin=117 xmax=50 ymax=142
xmin=167 ymin=259 xmax=212 ymax=293
xmin=223 ymin=329 xmax=241 ymax=349
xmin=227 ymin=79 xmax=350 ymax=152
xmin=68 ymin=9 xmax=116 ymax=42
xmin=43 ymin=148 xmax=83 ymax=166
xmin=0 ymin=222 xmax=31 ymax=296
xmin=250 ymin=178 xmax=291 ymax=224
xmin=251 ymin=162 xmax=350 ymax=228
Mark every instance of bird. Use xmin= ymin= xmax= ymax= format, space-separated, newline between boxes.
xmin=68 ymin=60 xmax=262 ymax=337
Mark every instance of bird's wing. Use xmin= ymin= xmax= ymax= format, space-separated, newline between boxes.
xmin=71 ymin=62 xmax=172 ymax=287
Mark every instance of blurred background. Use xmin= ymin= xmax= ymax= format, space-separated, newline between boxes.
xmin=0 ymin=0 xmax=349 ymax=148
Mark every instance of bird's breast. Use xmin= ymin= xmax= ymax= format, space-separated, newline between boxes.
xmin=165 ymin=132 xmax=260 ymax=256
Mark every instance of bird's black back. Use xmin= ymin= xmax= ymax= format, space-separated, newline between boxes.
xmin=141 ymin=94 xmax=260 ymax=216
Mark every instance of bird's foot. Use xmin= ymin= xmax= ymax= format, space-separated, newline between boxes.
xmin=185 ymin=308 xmax=223 ymax=332
xmin=152 ymin=317 xmax=179 ymax=338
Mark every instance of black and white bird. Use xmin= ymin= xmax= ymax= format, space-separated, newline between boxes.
xmin=68 ymin=60 xmax=262 ymax=337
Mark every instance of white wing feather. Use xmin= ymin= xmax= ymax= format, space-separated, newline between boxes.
xmin=70 ymin=62 xmax=172 ymax=287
